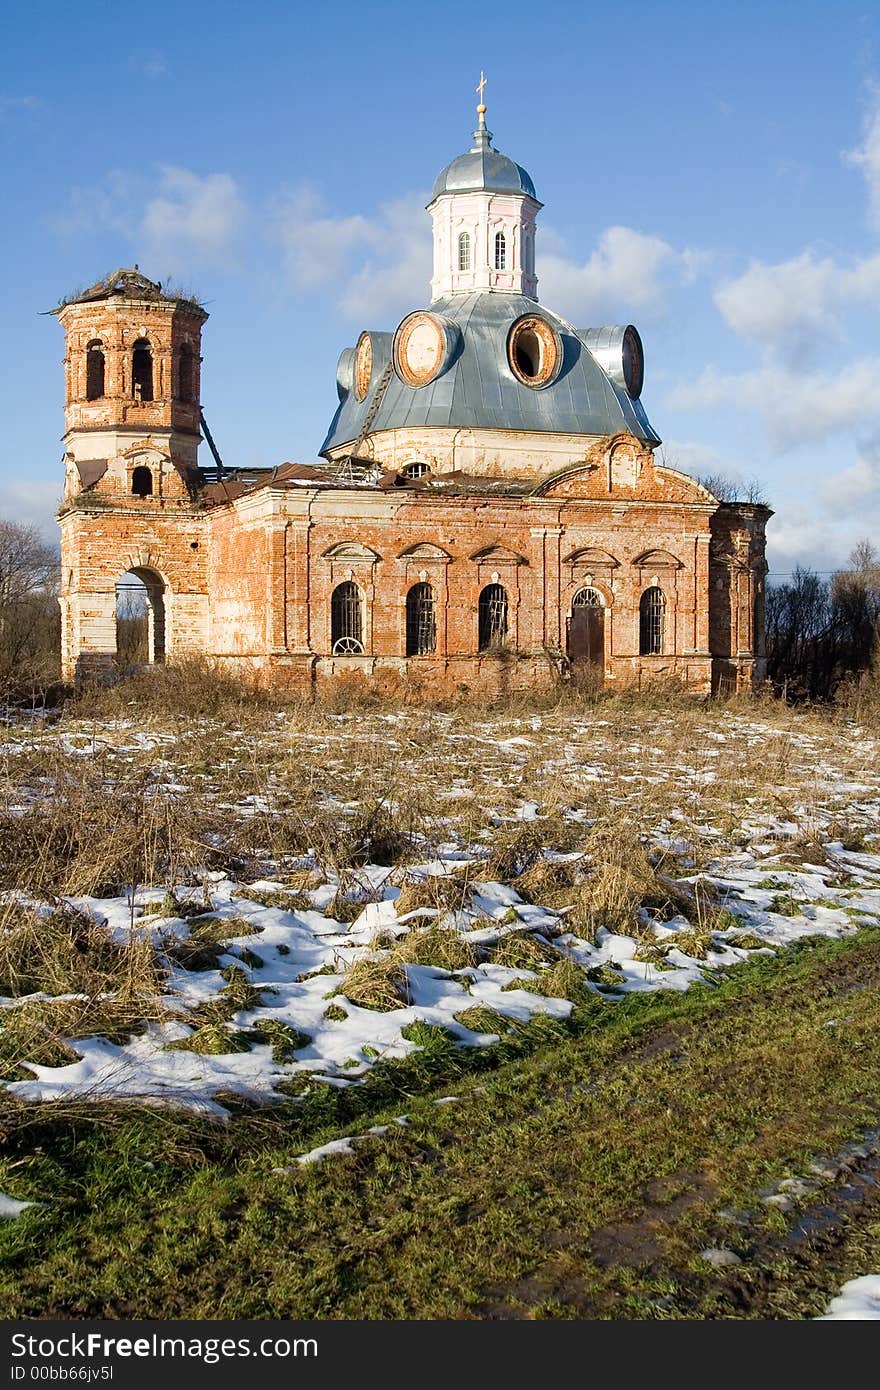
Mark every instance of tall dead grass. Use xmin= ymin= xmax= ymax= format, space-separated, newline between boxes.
xmin=0 ymin=677 xmax=871 ymax=1088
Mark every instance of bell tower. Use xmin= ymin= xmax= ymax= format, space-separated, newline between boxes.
xmin=53 ymin=268 xmax=211 ymax=684
xmin=54 ymin=267 xmax=208 ymax=503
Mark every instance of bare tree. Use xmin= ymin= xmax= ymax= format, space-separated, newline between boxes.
xmin=0 ymin=520 xmax=60 ymax=693
xmin=766 ymin=540 xmax=880 ymax=701
xmin=697 ymin=473 xmax=768 ymax=504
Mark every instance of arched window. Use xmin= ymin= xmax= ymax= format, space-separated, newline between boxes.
xmin=402 ymin=461 xmax=431 ymax=479
xmin=478 ymin=583 xmax=508 ymax=651
xmin=639 ymin=586 xmax=665 ymax=655
xmin=331 ymin=581 xmax=364 ymax=654
xmin=573 ymin=586 xmax=603 ymax=609
xmin=86 ymin=341 xmax=105 ymax=400
xmin=177 ymin=342 xmax=193 ymax=402
xmin=132 ymin=339 xmax=153 ymax=402
xmin=458 ymin=231 xmax=471 ymax=271
xmin=406 ymin=583 xmax=436 ymax=656
xmin=131 ymin=465 xmax=153 ymax=497
xmin=494 ymin=231 xmax=506 ymax=270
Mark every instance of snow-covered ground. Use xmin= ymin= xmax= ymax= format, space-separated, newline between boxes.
xmin=819 ymin=1275 xmax=880 ymax=1319
xmin=1 ymin=706 xmax=879 ymax=1113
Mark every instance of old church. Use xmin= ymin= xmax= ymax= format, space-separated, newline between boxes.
xmin=55 ymin=96 xmax=770 ymax=697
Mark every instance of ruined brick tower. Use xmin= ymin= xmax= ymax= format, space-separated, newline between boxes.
xmin=55 ymin=269 xmax=210 ymax=679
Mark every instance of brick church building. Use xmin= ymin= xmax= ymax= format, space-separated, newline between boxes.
xmin=55 ymin=98 xmax=770 ymax=697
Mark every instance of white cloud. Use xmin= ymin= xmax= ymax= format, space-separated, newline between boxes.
xmin=714 ymin=250 xmax=880 ymax=354
xmin=657 ymin=440 xmax=721 ymax=473
xmin=765 ymin=493 xmax=880 ymax=575
xmin=273 ymin=204 xmax=702 ymax=326
xmin=339 ymin=195 xmax=431 ymax=321
xmin=845 ymin=85 xmax=880 ymax=233
xmin=58 ymin=167 xmax=247 ymax=273
xmin=539 ymin=225 xmax=700 ymax=323
xmin=274 ymin=185 xmax=378 ymax=290
xmin=0 ymin=481 xmax=62 ymax=536
xmin=273 ymin=187 xmax=431 ymax=321
xmin=819 ymin=432 xmax=880 ymax=514
xmin=765 ymin=504 xmax=842 ymax=568
xmin=668 ymin=357 xmax=880 ymax=450
xmin=142 ymin=167 xmax=246 ymax=268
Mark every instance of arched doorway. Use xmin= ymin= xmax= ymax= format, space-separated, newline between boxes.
xmin=567 ymin=587 xmax=605 ymax=684
xmin=115 ymin=569 xmax=166 ymax=667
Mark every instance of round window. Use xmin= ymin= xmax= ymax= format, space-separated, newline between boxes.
xmin=393 ymin=312 xmax=457 ymax=389
xmin=354 ymin=332 xmax=373 ymax=401
xmin=507 ymin=315 xmax=561 ymax=388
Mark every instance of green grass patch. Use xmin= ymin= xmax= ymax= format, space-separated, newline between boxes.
xmin=1 ymin=928 xmax=880 ymax=1318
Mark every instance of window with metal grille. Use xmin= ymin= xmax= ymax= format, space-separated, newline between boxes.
xmin=331 ymin=581 xmax=364 ymax=654
xmin=132 ymin=339 xmax=153 ymax=402
xmin=86 ymin=341 xmax=105 ymax=400
xmin=406 ymin=583 xmax=436 ymax=656
xmin=458 ymin=231 xmax=471 ymax=271
xmin=572 ymin=586 xmax=603 ymax=608
xmin=639 ymin=586 xmax=665 ymax=655
xmin=478 ymin=583 xmax=508 ymax=651
xmin=494 ymin=231 xmax=506 ymax=270
xmin=402 ymin=461 xmax=431 ymax=479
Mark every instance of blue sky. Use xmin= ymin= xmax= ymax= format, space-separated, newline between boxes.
xmin=3 ymin=0 xmax=880 ymax=577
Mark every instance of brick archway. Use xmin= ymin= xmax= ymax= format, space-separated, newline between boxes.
xmin=115 ymin=567 xmax=166 ymax=666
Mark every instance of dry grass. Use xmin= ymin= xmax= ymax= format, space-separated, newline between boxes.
xmin=504 ymin=956 xmax=597 ymax=1005
xmin=0 ymin=905 xmax=159 ymax=1001
xmin=335 ymin=955 xmax=411 ymax=1012
xmin=483 ymin=821 xmax=561 ymax=882
xmin=161 ymin=917 xmax=260 ymax=973
xmin=0 ymin=994 xmax=176 ymax=1080
xmin=0 ymin=766 xmax=210 ymax=899
xmin=395 ymin=872 xmax=472 ymax=916
xmin=393 ymin=925 xmax=479 ymax=972
xmin=0 ymin=904 xmax=169 ymax=1080
xmin=453 ymin=1005 xmax=513 ymax=1034
xmin=0 ymin=681 xmax=875 ymax=1096
xmin=489 ymin=932 xmax=556 ymax=970
xmin=511 ymin=856 xmax=584 ymax=904
xmin=72 ymin=658 xmax=286 ymax=722
xmin=166 ymin=1023 xmax=253 ymax=1056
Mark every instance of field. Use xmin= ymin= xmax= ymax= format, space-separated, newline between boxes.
xmin=1 ymin=675 xmax=880 ymax=1319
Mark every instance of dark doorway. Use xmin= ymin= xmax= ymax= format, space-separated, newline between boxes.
xmin=567 ymin=587 xmax=605 ymax=684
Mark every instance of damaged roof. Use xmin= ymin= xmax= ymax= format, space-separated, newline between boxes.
xmin=197 ymin=460 xmax=541 ymax=507
xmin=54 ymin=268 xmax=205 ymax=313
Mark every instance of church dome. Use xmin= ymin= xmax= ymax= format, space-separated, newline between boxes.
xmin=430 ymin=111 xmax=537 ymax=202
xmin=321 ymin=293 xmax=660 ymax=455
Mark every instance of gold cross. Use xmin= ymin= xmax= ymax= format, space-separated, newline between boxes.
xmin=476 ymin=71 xmax=487 ymax=104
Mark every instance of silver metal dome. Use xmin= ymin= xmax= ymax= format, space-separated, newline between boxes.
xmin=321 ymin=293 xmax=660 ymax=455
xmin=429 ymin=116 xmax=538 ymax=202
